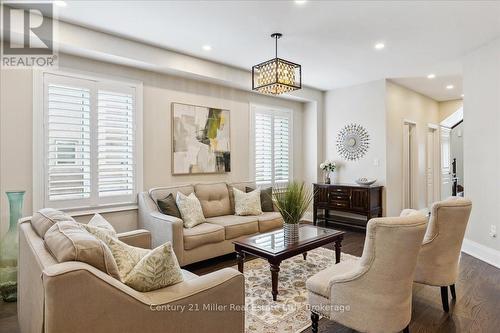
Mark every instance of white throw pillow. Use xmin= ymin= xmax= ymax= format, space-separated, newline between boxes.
xmin=176 ymin=192 xmax=206 ymax=228
xmin=87 ymin=213 xmax=117 ymax=238
xmin=233 ymin=187 xmax=262 ymax=216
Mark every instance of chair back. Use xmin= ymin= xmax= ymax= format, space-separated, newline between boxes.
xmin=415 ymin=197 xmax=472 ymax=285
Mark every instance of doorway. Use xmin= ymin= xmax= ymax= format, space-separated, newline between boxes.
xmin=426 ymin=125 xmax=440 ymax=208
xmin=440 ymin=107 xmax=464 ymax=198
xmin=403 ymin=121 xmax=417 ymax=209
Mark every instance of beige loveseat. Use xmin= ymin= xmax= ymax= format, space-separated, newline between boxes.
xmin=18 ymin=217 xmax=245 ymax=333
xmin=138 ymin=181 xmax=283 ymax=266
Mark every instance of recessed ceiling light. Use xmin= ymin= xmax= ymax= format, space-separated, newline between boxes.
xmin=54 ymin=0 xmax=67 ymax=7
xmin=202 ymin=45 xmax=212 ymax=51
xmin=461 ymin=94 xmax=464 ymax=98
xmin=446 ymin=84 xmax=454 ymax=90
xmin=427 ymin=73 xmax=436 ymax=79
xmin=295 ymin=0 xmax=307 ymax=4
xmin=374 ymin=42 xmax=385 ymax=50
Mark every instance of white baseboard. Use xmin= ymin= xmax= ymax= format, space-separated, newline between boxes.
xmin=461 ymin=238 xmax=500 ymax=268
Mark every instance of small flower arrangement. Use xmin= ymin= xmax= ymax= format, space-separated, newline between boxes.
xmin=320 ymin=160 xmax=336 ymax=184
xmin=320 ymin=160 xmax=336 ymax=172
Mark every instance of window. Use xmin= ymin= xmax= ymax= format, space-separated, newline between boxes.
xmin=251 ymin=105 xmax=292 ymax=186
xmin=35 ymin=71 xmax=142 ymax=211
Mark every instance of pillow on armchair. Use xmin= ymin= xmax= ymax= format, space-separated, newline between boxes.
xmin=84 ymin=224 xmax=184 ymax=292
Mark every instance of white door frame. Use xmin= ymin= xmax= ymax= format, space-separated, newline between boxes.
xmin=402 ymin=120 xmax=418 ymax=209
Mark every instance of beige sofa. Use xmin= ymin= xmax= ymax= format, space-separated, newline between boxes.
xmin=138 ymin=181 xmax=283 ymax=266
xmin=18 ymin=217 xmax=245 ymax=333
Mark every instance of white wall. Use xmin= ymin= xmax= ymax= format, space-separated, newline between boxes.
xmin=324 ymin=80 xmax=387 ymax=211
xmin=462 ymin=38 xmax=500 ymax=257
xmin=0 ymin=54 xmax=306 ymax=233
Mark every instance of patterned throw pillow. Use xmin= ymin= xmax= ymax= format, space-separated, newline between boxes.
xmin=233 ymin=187 xmax=262 ymax=216
xmin=83 ymin=224 xmax=183 ymax=291
xmin=123 ymin=242 xmax=183 ymax=292
xmin=246 ymin=186 xmax=274 ymax=212
xmin=87 ymin=213 xmax=117 ymax=238
xmin=83 ymin=224 xmax=149 ymax=279
xmin=176 ymin=192 xmax=206 ymax=228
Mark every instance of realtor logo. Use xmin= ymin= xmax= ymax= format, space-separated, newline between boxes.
xmin=1 ymin=2 xmax=57 ymax=67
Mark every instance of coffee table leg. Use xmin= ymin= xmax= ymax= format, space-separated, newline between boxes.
xmin=270 ymin=262 xmax=280 ymax=301
xmin=303 ymin=252 xmax=307 ymax=260
xmin=236 ymin=251 xmax=245 ymax=273
xmin=334 ymin=238 xmax=342 ymax=264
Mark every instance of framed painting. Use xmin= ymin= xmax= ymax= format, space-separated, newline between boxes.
xmin=171 ymin=102 xmax=231 ymax=174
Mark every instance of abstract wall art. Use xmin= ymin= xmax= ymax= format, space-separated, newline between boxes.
xmin=172 ymin=103 xmax=231 ymax=174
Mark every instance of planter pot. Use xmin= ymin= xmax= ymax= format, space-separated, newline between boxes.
xmin=0 ymin=191 xmax=25 ymax=302
xmin=283 ymin=223 xmax=300 ymax=244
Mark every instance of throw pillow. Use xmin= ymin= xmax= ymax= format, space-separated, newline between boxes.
xmin=123 ymin=242 xmax=183 ymax=292
xmin=83 ymin=224 xmax=149 ymax=279
xmin=31 ymin=208 xmax=75 ymax=239
xmin=83 ymin=224 xmax=183 ymax=291
xmin=87 ymin=213 xmax=117 ymax=238
xmin=44 ymin=221 xmax=120 ymax=279
xmin=246 ymin=187 xmax=274 ymax=212
xmin=157 ymin=193 xmax=182 ymax=218
xmin=233 ymin=187 xmax=262 ymax=216
xmin=176 ymin=192 xmax=205 ymax=228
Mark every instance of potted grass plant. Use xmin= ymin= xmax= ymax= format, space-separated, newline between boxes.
xmin=273 ymin=182 xmax=314 ymax=244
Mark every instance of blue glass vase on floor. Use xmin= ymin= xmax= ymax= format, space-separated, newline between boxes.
xmin=0 ymin=191 xmax=25 ymax=302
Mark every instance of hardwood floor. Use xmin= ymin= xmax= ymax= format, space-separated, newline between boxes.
xmin=1 ymin=228 xmax=499 ymax=333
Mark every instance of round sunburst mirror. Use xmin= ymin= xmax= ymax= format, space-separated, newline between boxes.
xmin=336 ymin=123 xmax=370 ymax=161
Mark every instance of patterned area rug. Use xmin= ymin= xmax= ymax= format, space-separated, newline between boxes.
xmin=233 ymin=248 xmax=359 ymax=333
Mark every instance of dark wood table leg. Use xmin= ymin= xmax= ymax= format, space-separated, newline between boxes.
xmin=303 ymin=252 xmax=307 ymax=260
xmin=313 ymin=205 xmax=317 ymax=226
xmin=270 ymin=261 xmax=281 ymax=301
xmin=236 ymin=250 xmax=245 ymax=273
xmin=311 ymin=311 xmax=319 ymax=333
xmin=334 ymin=236 xmax=343 ymax=264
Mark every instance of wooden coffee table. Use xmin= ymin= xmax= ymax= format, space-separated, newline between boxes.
xmin=233 ymin=224 xmax=345 ymax=301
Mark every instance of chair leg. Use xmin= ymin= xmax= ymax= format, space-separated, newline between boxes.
xmin=311 ymin=311 xmax=319 ymax=333
xmin=450 ymin=284 xmax=456 ymax=299
xmin=403 ymin=324 xmax=410 ymax=333
xmin=440 ymin=286 xmax=449 ymax=312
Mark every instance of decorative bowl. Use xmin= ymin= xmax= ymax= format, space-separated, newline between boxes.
xmin=355 ymin=178 xmax=377 ymax=186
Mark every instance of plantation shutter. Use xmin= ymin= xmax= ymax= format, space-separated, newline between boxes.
xmin=43 ymin=73 xmax=139 ymax=209
xmin=253 ymin=107 xmax=292 ymax=186
xmin=46 ymin=79 xmax=92 ymax=204
xmin=97 ymin=88 xmax=135 ymax=199
xmin=254 ymin=113 xmax=273 ymax=185
xmin=274 ymin=115 xmax=290 ymax=184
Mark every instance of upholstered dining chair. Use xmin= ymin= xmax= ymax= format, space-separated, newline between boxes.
xmin=410 ymin=197 xmax=472 ymax=312
xmin=306 ymin=211 xmax=428 ymax=333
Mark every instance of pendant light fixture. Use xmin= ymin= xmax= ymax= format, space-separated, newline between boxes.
xmin=252 ymin=33 xmax=301 ymax=95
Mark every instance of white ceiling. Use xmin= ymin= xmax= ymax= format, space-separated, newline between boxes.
xmin=49 ymin=0 xmax=500 ymax=101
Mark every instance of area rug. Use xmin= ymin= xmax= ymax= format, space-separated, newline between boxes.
xmin=233 ymin=248 xmax=359 ymax=333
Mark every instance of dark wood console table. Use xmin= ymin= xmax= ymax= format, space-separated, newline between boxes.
xmin=313 ymin=183 xmax=383 ymax=229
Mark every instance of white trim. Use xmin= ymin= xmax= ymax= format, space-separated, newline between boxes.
xmin=67 ymin=204 xmax=138 ymax=217
xmin=461 ymin=238 xmax=500 ymax=268
xmin=33 ymin=68 xmax=143 ymax=211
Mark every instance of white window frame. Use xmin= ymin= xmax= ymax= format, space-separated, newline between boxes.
xmin=33 ymin=69 xmax=143 ymax=213
xmin=249 ymin=103 xmax=294 ymax=187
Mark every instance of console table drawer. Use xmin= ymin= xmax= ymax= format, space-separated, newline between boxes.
xmin=330 ymin=187 xmax=350 ymax=195
xmin=329 ymin=193 xmax=349 ymax=201
xmin=329 ymin=200 xmax=349 ymax=209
